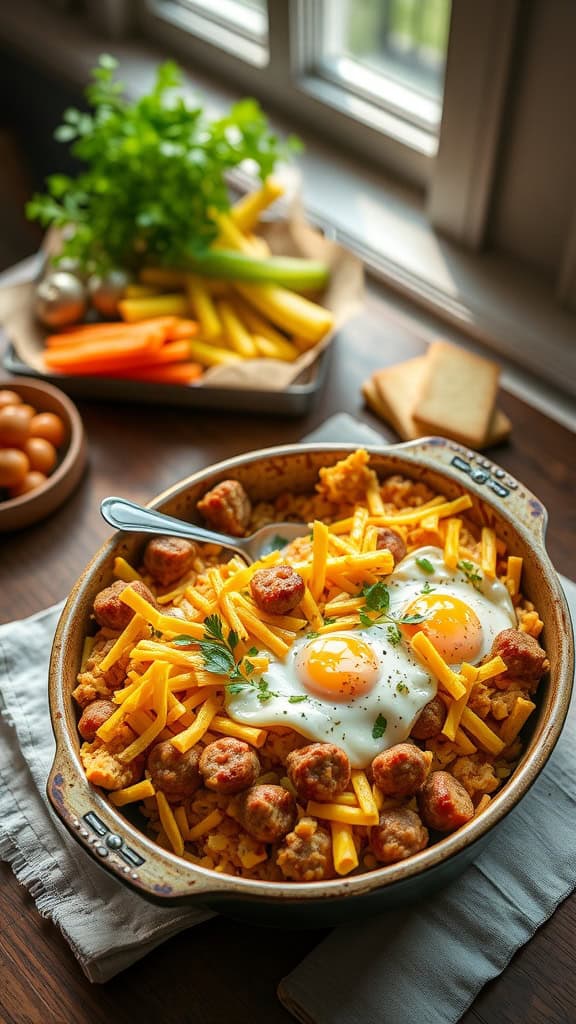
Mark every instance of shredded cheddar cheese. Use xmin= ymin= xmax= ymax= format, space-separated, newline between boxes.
xmin=331 ymin=821 xmax=359 ymax=876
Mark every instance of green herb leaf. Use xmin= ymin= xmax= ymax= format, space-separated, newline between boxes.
xmin=416 ymin=557 xmax=434 ymax=574
xmin=396 ymin=682 xmax=409 ymax=694
xmin=247 ymin=646 xmax=259 ymax=657
xmin=288 ymin=695 xmax=308 ymax=704
xmin=26 ymin=57 xmax=298 ymax=273
xmin=204 ymin=614 xmax=225 ymax=643
xmin=387 ymin=624 xmax=402 ymax=646
xmin=358 ymin=610 xmax=374 ymax=629
xmin=323 ymin=616 xmax=336 ymax=626
xmin=372 ymin=714 xmax=387 ymax=739
xmin=362 ymin=582 xmax=390 ymax=613
xmin=227 ymin=682 xmax=247 ymax=694
xmin=397 ymin=612 xmax=428 ymax=625
xmin=457 ymin=559 xmax=483 ymax=591
xmin=421 ymin=580 xmax=435 ymax=594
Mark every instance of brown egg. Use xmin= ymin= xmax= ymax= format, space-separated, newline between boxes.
xmin=0 ymin=405 xmax=32 ymax=448
xmin=24 ymin=437 xmax=57 ymax=474
xmin=8 ymin=470 xmax=48 ymax=497
xmin=29 ymin=412 xmax=66 ymax=448
xmin=0 ymin=448 xmax=30 ymax=487
xmin=0 ymin=389 xmax=23 ymax=409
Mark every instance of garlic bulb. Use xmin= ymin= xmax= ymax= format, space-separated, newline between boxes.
xmin=34 ymin=272 xmax=87 ymax=328
xmin=88 ymin=269 xmax=131 ymax=318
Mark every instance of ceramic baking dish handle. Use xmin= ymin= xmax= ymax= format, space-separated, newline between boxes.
xmin=47 ymin=754 xmax=230 ymax=903
xmin=391 ymin=436 xmax=549 ymax=544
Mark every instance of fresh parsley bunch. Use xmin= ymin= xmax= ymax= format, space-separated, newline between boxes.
xmin=26 ymin=55 xmax=298 ymax=273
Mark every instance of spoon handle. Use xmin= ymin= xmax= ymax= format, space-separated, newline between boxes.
xmin=100 ymin=496 xmax=247 ymax=556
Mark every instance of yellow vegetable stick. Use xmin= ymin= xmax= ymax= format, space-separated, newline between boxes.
xmin=331 ymin=821 xmax=359 ymax=876
xmin=217 ymin=298 xmax=258 ymax=357
xmin=499 ymin=696 xmax=536 ymax=745
xmin=235 ymin=282 xmax=333 ymax=343
xmin=186 ymin=274 xmax=221 ymax=340
xmin=481 ymin=527 xmax=497 ymax=578
xmin=506 ymin=555 xmax=523 ymax=597
xmin=98 ymin=613 xmax=149 ymax=674
xmin=110 ymin=779 xmax=156 ymax=806
xmin=187 ymin=339 xmax=243 ymax=368
xmin=310 ymin=520 xmax=330 ymax=601
xmin=230 ymin=178 xmax=284 ymax=233
xmin=171 ymin=694 xmax=221 ymax=753
xmin=112 ymin=556 xmax=142 ymax=583
xmin=253 ymin=334 xmax=300 ymax=362
xmin=118 ymin=294 xmax=188 ymax=321
xmin=410 ymin=631 xmax=467 ymax=700
xmin=156 ymin=791 xmax=184 ymax=856
xmin=306 ymin=801 xmax=379 ymax=827
xmin=233 ymin=295 xmax=291 ymax=345
xmin=187 ymin=809 xmax=223 ymax=841
xmin=213 ymin=210 xmax=259 ymax=255
xmin=210 ymin=715 xmax=268 ymax=748
xmin=444 ymin=518 xmax=461 ymax=570
xmin=350 ymin=506 xmax=369 ymax=550
xmin=298 ymin=586 xmax=324 ymax=631
xmin=351 ymin=770 xmax=379 ymax=817
xmin=118 ymin=664 xmax=170 ymax=763
xmin=370 ymin=494 xmax=473 ymax=527
xmin=460 ymin=706 xmax=506 ymax=755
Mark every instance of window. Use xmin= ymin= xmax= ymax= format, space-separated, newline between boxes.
xmin=149 ymin=0 xmax=269 ymax=67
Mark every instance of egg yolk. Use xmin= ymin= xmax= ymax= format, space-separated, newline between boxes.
xmin=296 ymin=635 xmax=380 ymax=701
xmin=401 ymin=593 xmax=483 ymax=663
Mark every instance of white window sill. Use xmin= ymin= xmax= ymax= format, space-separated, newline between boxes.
xmin=1 ymin=0 xmax=575 ymax=426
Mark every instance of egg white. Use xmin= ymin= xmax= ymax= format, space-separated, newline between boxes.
xmin=387 ymin=546 xmax=516 ymax=663
xmin=225 ymin=545 xmax=516 ymax=769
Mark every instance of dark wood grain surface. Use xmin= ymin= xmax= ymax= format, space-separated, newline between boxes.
xmin=0 ymin=283 xmax=574 ymax=1024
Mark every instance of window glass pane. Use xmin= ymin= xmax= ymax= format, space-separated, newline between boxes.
xmin=320 ymin=0 xmax=451 ymax=126
xmin=152 ymin=0 xmax=268 ymax=65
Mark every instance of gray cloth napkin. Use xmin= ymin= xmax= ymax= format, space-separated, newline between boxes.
xmin=278 ymin=420 xmax=576 ymax=1023
xmin=0 ymin=414 xmax=377 ymax=984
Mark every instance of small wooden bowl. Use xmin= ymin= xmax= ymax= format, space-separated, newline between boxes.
xmin=0 ymin=377 xmax=87 ymax=531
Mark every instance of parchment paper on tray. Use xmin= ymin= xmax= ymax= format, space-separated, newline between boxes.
xmin=0 ymin=216 xmax=364 ymax=392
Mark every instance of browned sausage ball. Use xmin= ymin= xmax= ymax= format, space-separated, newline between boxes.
xmin=147 ymin=740 xmax=201 ymax=799
xmin=234 ymin=784 xmax=297 ymax=843
xmin=77 ymin=699 xmax=117 ymax=741
xmin=93 ymin=580 xmax=157 ymax=630
xmin=370 ymin=807 xmax=429 ymax=864
xmin=375 ymin=527 xmax=407 ymax=565
xmin=371 ymin=743 xmax=431 ymax=798
xmin=199 ymin=737 xmax=260 ymax=794
xmin=286 ymin=742 xmax=351 ymax=802
xmin=197 ymin=479 xmax=251 ymax=537
xmin=143 ymin=536 xmax=196 ymax=587
xmin=250 ymin=565 xmax=305 ymax=615
xmin=489 ymin=628 xmax=548 ymax=689
xmin=417 ymin=770 xmax=475 ymax=833
xmin=410 ymin=696 xmax=447 ymax=740
xmin=276 ymin=818 xmax=333 ymax=881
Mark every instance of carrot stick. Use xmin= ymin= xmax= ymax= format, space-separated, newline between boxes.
xmin=44 ymin=340 xmax=195 ymax=376
xmin=93 ymin=362 xmax=203 ymax=384
xmin=45 ymin=317 xmax=182 ymax=348
xmin=43 ymin=327 xmax=166 ymax=370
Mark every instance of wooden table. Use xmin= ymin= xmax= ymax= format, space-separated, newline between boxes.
xmin=1 ymin=285 xmax=574 ymax=1024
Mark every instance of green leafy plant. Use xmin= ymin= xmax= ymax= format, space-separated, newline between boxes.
xmin=26 ymin=55 xmax=299 ymax=273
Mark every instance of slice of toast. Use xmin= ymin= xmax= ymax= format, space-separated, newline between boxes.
xmin=412 ymin=340 xmax=500 ymax=448
xmin=364 ymin=354 xmax=511 ymax=448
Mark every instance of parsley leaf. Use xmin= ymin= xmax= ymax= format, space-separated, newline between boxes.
xmin=416 ymin=557 xmax=434 ymax=574
xmin=387 ymin=623 xmax=402 ymax=646
xmin=457 ymin=559 xmax=483 ymax=591
xmin=26 ymin=56 xmax=298 ymax=273
xmin=362 ymin=582 xmax=390 ymax=613
xmin=288 ymin=695 xmax=308 ymax=704
xmin=372 ymin=714 xmax=387 ymax=739
xmin=396 ymin=682 xmax=409 ymax=694
xmin=421 ymin=580 xmax=435 ymax=594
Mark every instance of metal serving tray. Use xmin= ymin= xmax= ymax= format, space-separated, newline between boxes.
xmin=2 ymin=340 xmax=331 ymax=417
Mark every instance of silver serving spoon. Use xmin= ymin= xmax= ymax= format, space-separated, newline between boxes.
xmin=100 ymin=495 xmax=309 ymax=565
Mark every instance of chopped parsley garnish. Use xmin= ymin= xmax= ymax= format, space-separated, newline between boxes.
xmin=176 ymin=613 xmax=309 ymax=706
xmin=323 ymin=616 xmax=336 ymax=626
xmin=421 ymin=580 xmax=435 ymax=594
xmin=396 ymin=682 xmax=409 ymax=694
xmin=288 ymin=695 xmax=308 ymax=704
xmin=358 ymin=582 xmax=428 ymax=640
xmin=372 ymin=714 xmax=387 ymax=739
xmin=416 ymin=557 xmax=434 ymax=574
xmin=457 ymin=559 xmax=483 ymax=591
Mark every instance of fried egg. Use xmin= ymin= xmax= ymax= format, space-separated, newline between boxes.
xmin=225 ymin=545 xmax=517 ymax=768
xmin=387 ymin=546 xmax=516 ymax=665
